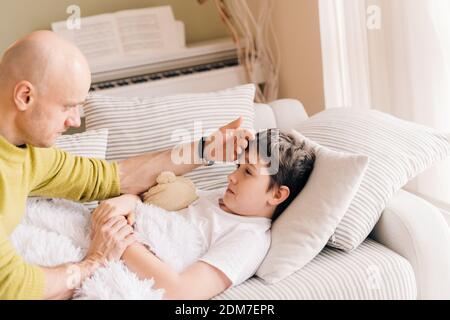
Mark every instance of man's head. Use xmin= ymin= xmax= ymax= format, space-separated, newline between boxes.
xmin=0 ymin=30 xmax=91 ymax=147
xmin=220 ymin=129 xmax=315 ymax=220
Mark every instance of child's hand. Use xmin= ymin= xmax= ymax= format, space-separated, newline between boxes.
xmin=127 ymin=212 xmax=136 ymax=226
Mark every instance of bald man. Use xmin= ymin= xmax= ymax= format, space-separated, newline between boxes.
xmin=0 ymin=31 xmax=253 ymax=300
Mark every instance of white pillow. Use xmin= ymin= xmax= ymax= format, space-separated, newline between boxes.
xmin=256 ymin=130 xmax=369 ymax=284
xmin=53 ymin=129 xmax=109 ymax=210
xmin=296 ymin=108 xmax=450 ymax=251
xmin=54 ymin=129 xmax=108 ymax=159
xmin=83 ymin=84 xmax=256 ymax=190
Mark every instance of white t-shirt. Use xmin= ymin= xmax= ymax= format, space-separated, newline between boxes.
xmin=178 ymin=188 xmax=272 ymax=286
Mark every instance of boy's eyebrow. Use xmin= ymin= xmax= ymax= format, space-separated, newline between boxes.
xmin=244 ymin=153 xmax=259 ymax=170
xmin=246 ymin=163 xmax=259 ymax=174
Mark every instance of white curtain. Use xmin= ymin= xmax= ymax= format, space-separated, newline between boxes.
xmin=319 ymin=0 xmax=450 ymax=207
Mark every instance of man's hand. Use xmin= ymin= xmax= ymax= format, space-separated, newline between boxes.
xmin=203 ymin=117 xmax=255 ymax=163
xmin=90 ymin=194 xmax=140 ymax=238
xmin=42 ymin=200 xmax=138 ymax=299
xmin=87 ymin=203 xmax=136 ymax=264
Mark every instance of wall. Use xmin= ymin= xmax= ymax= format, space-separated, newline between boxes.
xmin=250 ymin=0 xmax=325 ymax=115
xmin=0 ymin=0 xmax=325 ymax=115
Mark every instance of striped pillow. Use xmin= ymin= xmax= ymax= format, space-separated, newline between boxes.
xmin=84 ymin=84 xmax=256 ymax=190
xmin=54 ymin=129 xmax=108 ymax=159
xmin=256 ymin=131 xmax=369 ymax=284
xmin=51 ymin=129 xmax=109 ymax=210
xmin=297 ymin=108 xmax=450 ymax=252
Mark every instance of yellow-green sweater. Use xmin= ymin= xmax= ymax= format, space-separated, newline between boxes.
xmin=0 ymin=134 xmax=121 ymax=299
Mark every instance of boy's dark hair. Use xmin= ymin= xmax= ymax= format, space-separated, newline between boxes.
xmin=247 ymin=129 xmax=315 ymax=221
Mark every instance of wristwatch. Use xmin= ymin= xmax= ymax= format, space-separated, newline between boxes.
xmin=198 ymin=136 xmax=215 ymax=166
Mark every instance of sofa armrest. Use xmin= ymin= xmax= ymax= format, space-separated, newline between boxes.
xmin=268 ymin=99 xmax=309 ymax=130
xmin=369 ymin=189 xmax=450 ymax=299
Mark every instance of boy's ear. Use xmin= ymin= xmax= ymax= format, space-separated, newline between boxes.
xmin=268 ymin=185 xmax=290 ymax=206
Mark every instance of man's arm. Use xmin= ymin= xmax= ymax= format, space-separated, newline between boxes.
xmin=42 ymin=202 xmax=137 ymax=299
xmin=118 ymin=117 xmax=255 ymax=195
xmin=41 ymin=255 xmax=101 ymax=299
xmin=0 ymin=203 xmax=135 ymax=300
xmin=117 ymin=140 xmax=202 ymax=195
xmin=122 ymin=243 xmax=231 ymax=300
xmin=29 ymin=147 xmax=121 ymax=202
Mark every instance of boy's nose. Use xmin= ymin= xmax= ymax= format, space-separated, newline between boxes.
xmin=228 ymin=172 xmax=237 ymax=184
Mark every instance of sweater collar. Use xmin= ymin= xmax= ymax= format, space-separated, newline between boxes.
xmin=0 ymin=134 xmax=28 ymax=163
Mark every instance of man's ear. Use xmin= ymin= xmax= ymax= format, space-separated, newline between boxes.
xmin=13 ymin=80 xmax=34 ymax=111
xmin=268 ymin=185 xmax=290 ymax=206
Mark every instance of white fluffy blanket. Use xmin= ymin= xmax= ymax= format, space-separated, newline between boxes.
xmin=10 ymin=198 xmax=206 ymax=299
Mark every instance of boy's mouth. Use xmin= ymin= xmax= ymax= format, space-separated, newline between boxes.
xmin=226 ymin=187 xmax=235 ymax=195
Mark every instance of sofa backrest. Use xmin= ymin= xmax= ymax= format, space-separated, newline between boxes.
xmin=253 ymin=99 xmax=309 ymax=131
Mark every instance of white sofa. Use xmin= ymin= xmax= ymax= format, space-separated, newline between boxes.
xmin=214 ymin=99 xmax=450 ymax=300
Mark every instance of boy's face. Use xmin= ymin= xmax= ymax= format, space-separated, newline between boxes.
xmin=219 ymin=149 xmax=278 ymax=218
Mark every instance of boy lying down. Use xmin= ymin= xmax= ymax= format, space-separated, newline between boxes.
xmin=90 ymin=129 xmax=315 ymax=299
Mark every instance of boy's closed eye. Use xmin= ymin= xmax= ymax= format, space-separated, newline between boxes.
xmin=236 ymin=163 xmax=253 ymax=176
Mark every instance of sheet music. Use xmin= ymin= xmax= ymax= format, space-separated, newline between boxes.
xmin=52 ymin=14 xmax=122 ymax=61
xmin=115 ymin=7 xmax=179 ymax=55
xmin=51 ymin=6 xmax=185 ymax=67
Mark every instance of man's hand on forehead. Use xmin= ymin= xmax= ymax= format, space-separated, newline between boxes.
xmin=234 ymin=128 xmax=255 ymax=155
xmin=204 ymin=117 xmax=256 ymax=163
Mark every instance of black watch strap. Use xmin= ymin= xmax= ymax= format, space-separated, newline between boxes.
xmin=198 ymin=136 xmax=215 ymax=166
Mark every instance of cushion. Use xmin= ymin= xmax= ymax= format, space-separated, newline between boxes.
xmin=296 ymin=108 xmax=450 ymax=251
xmin=54 ymin=129 xmax=108 ymax=159
xmin=53 ymin=128 xmax=109 ymax=210
xmin=83 ymin=84 xmax=256 ymax=190
xmin=218 ymin=239 xmax=417 ymax=300
xmin=256 ymin=130 xmax=369 ymax=284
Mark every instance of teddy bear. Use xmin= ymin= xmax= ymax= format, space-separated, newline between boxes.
xmin=142 ymin=171 xmax=199 ymax=211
